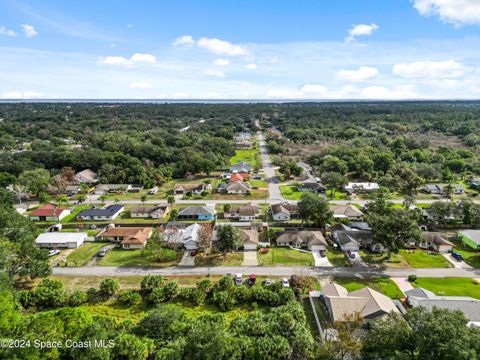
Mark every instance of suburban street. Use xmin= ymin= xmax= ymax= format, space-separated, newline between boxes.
xmin=257 ymin=125 xmax=283 ymax=200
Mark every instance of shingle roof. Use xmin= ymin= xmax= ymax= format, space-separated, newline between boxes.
xmin=459 ymin=230 xmax=480 ymax=245
xmin=239 ymin=229 xmax=259 ymax=244
xmin=276 ymin=231 xmax=327 ymax=246
xmin=226 ymin=181 xmax=251 ymax=192
xmin=178 ymin=205 xmax=215 ymax=216
xmin=271 ymin=202 xmax=298 ymax=215
xmin=75 ymin=169 xmax=99 ymax=182
xmin=173 ymin=183 xmax=205 ymax=192
xmin=322 ymin=283 xmax=348 ymax=297
xmin=77 ymin=205 xmax=123 ymax=217
xmin=334 ymin=230 xmax=372 ymax=246
xmin=422 ymin=232 xmax=454 ymax=246
xmin=130 ymin=205 xmax=168 ymax=214
xmin=30 ymin=204 xmax=69 ymax=217
xmin=331 ymin=205 xmax=364 ymax=218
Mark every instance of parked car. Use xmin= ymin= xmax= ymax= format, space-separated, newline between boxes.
xmin=253 ymin=176 xmax=262 ymax=180
xmin=235 ymin=274 xmax=243 ymax=286
xmin=346 ymin=250 xmax=356 ymax=259
xmin=190 ymin=249 xmax=198 ymax=257
xmin=47 ymin=249 xmax=60 ymax=257
xmin=97 ymin=248 xmax=108 ymax=257
xmin=319 ymin=250 xmax=327 ymax=257
xmin=249 ymin=274 xmax=256 ymax=285
xmin=282 ymin=278 xmax=290 ymax=288
xmin=263 ymin=279 xmax=272 ymax=286
xmin=451 ymin=251 xmax=464 ymax=261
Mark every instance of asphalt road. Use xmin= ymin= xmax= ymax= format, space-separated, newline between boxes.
xmin=257 ymin=128 xmax=283 ymax=200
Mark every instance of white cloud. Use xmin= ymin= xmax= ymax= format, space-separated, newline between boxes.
xmin=204 ymin=69 xmax=226 ymax=78
xmin=100 ymin=56 xmax=130 ymax=65
xmin=244 ymin=63 xmax=257 ymax=70
xmin=361 ymin=85 xmax=418 ymax=99
xmin=346 ymin=23 xmax=379 ymax=41
xmin=337 ymin=66 xmax=380 ymax=81
xmin=266 ymin=88 xmax=304 ymax=99
xmin=130 ymin=53 xmax=156 ymax=63
xmin=0 ymin=26 xmax=17 ymax=37
xmin=300 ymin=84 xmax=328 ymax=97
xmin=197 ymin=37 xmax=249 ymax=57
xmin=393 ymin=60 xmax=470 ymax=79
xmin=21 ymin=24 xmax=38 ymax=38
xmin=214 ymin=58 xmax=229 ymax=66
xmin=2 ymin=91 xmax=43 ymax=99
xmin=129 ymin=82 xmax=153 ymax=90
xmin=412 ymin=0 xmax=480 ymax=26
xmin=172 ymin=35 xmax=195 ymax=47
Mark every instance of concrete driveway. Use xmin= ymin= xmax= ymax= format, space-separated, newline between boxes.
xmin=179 ymin=251 xmax=196 ymax=267
xmin=442 ymin=253 xmax=472 ymax=269
xmin=391 ymin=277 xmax=414 ymax=295
xmin=242 ymin=251 xmax=258 ymax=266
xmin=312 ymin=252 xmax=332 ymax=267
xmin=348 ymin=251 xmax=367 ymax=267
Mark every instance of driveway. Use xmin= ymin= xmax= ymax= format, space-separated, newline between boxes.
xmin=312 ymin=252 xmax=332 ymax=267
xmin=242 ymin=251 xmax=258 ymax=266
xmin=178 ymin=251 xmax=196 ymax=267
xmin=391 ymin=277 xmax=414 ymax=295
xmin=442 ymin=253 xmax=472 ymax=269
xmin=348 ymin=251 xmax=367 ymax=267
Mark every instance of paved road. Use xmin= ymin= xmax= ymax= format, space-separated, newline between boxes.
xmin=52 ymin=265 xmax=480 ymax=278
xmin=257 ymin=128 xmax=283 ymax=200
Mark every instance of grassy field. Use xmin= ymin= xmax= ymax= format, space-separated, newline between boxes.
xmin=258 ymin=248 xmax=314 ymax=266
xmin=399 ymin=249 xmax=451 ymax=268
xmin=66 ymin=242 xmax=109 ymax=266
xmin=229 ymin=149 xmax=260 ymax=168
xmin=62 ymin=205 xmax=93 ymax=223
xmin=327 ymin=248 xmax=349 ymax=267
xmin=249 ymin=179 xmax=268 ymax=188
xmin=98 ymin=249 xmax=182 ymax=267
xmin=194 ymin=252 xmax=244 ymax=266
xmin=451 ymin=239 xmax=480 ymax=268
xmin=280 ymin=186 xmax=303 ymax=200
xmin=326 ymin=190 xmax=351 ymax=200
xmin=412 ymin=278 xmax=480 ymax=299
xmin=334 ymin=277 xmax=404 ymax=299
xmin=359 ymin=251 xmax=408 ymax=268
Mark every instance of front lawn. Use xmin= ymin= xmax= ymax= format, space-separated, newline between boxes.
xmin=66 ymin=242 xmax=110 ymax=266
xmin=249 ymin=179 xmax=268 ymax=188
xmin=229 ymin=149 xmax=260 ymax=168
xmin=194 ymin=252 xmax=244 ymax=266
xmin=451 ymin=239 xmax=480 ymax=268
xmin=334 ymin=277 xmax=404 ymax=299
xmin=280 ymin=186 xmax=303 ymax=200
xmin=359 ymin=251 xmax=408 ymax=268
xmin=98 ymin=248 xmax=182 ymax=267
xmin=412 ymin=278 xmax=480 ymax=299
xmin=326 ymin=190 xmax=350 ymax=200
xmin=399 ymin=249 xmax=451 ymax=268
xmin=258 ymin=248 xmax=314 ymax=266
xmin=62 ymin=205 xmax=93 ymax=223
xmin=327 ymin=248 xmax=349 ymax=267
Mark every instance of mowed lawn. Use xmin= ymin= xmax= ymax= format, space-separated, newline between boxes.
xmin=195 ymin=252 xmax=244 ymax=266
xmin=334 ymin=277 xmax=404 ymax=299
xmin=66 ymin=242 xmax=110 ymax=266
xmin=399 ymin=249 xmax=451 ymax=268
xmin=451 ymin=239 xmax=480 ymax=268
xmin=258 ymin=248 xmax=314 ymax=266
xmin=412 ymin=278 xmax=480 ymax=299
xmin=98 ymin=249 xmax=182 ymax=267
xmin=327 ymin=248 xmax=349 ymax=267
xmin=280 ymin=186 xmax=303 ymax=200
xmin=229 ymin=149 xmax=260 ymax=168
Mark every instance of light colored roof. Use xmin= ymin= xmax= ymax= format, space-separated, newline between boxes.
xmin=405 ymin=287 xmax=436 ymax=299
xmin=276 ymin=231 xmax=327 ymax=246
xmin=325 ymin=296 xmax=370 ymax=322
xmin=331 ymin=205 xmax=364 ymax=218
xmin=459 ymin=230 xmax=480 ymax=244
xmin=239 ymin=229 xmax=259 ymax=244
xmin=271 ymin=202 xmax=298 ymax=215
xmin=178 ymin=205 xmax=215 ymax=216
xmin=35 ymin=232 xmax=87 ymax=244
xmin=409 ymin=295 xmax=480 ymax=322
xmin=322 ymin=283 xmax=348 ymax=297
xmin=226 ymin=181 xmax=251 ymax=191
xmin=100 ymin=227 xmax=152 ymax=238
xmin=182 ymin=223 xmax=201 ymax=244
xmin=349 ymin=287 xmax=400 ymax=318
xmin=346 ymin=182 xmax=380 ymax=190
xmin=75 ymin=169 xmax=99 ymax=182
xmin=422 ymin=232 xmax=454 ymax=246
xmin=173 ymin=183 xmax=205 ymax=191
xmin=130 ymin=205 xmax=168 ymax=214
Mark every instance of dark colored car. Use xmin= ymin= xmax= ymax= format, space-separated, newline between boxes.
xmin=319 ymin=250 xmax=327 ymax=257
xmin=347 ymin=250 xmax=356 ymax=259
xmin=451 ymin=251 xmax=464 ymax=261
xmin=249 ymin=274 xmax=256 ymax=285
xmin=190 ymin=249 xmax=198 ymax=256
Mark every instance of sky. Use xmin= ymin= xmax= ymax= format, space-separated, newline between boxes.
xmin=1 ymin=0 xmax=480 ymax=100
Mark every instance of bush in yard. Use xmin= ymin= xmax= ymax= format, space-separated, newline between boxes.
xmin=235 ymin=285 xmax=252 ymax=303
xmin=18 ymin=290 xmax=37 ymax=309
xmin=277 ymin=288 xmax=295 ymax=305
xmin=100 ymin=278 xmax=119 ymax=297
xmin=213 ymin=290 xmax=236 ymax=311
xmin=201 ymin=191 xmax=208 ymax=197
xmin=162 ymin=281 xmax=180 ymax=301
xmin=179 ymin=286 xmax=193 ymax=301
xmin=68 ymin=289 xmax=88 ymax=306
xmin=117 ymin=290 xmax=141 ymax=305
xmin=192 ymin=288 xmax=207 ymax=305
xmin=216 ymin=275 xmax=235 ymax=291
xmin=86 ymin=287 xmax=97 ymax=303
xmin=135 ymin=305 xmax=188 ymax=341
xmin=408 ymin=275 xmax=417 ymax=283
xmin=32 ymin=278 xmax=67 ymax=309
xmin=141 ymin=275 xmax=164 ymax=295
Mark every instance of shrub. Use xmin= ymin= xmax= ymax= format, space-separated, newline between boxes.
xmin=179 ymin=286 xmax=194 ymax=301
xmin=141 ymin=275 xmax=164 ymax=294
xmin=148 ymin=281 xmax=179 ymax=305
xmin=213 ymin=290 xmax=236 ymax=311
xmin=18 ymin=290 xmax=37 ymax=309
xmin=117 ymin=290 xmax=141 ymax=305
xmin=68 ymin=290 xmax=88 ymax=306
xmin=33 ymin=278 xmax=67 ymax=309
xmin=408 ymin=275 xmax=417 ymax=283
xmin=100 ymin=278 xmax=119 ymax=297
xmin=86 ymin=287 xmax=97 ymax=303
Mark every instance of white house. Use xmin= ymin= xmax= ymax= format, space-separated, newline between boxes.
xmin=77 ymin=205 xmax=124 ymax=221
xmin=35 ymin=232 xmax=87 ymax=249
xmin=345 ymin=182 xmax=380 ymax=194
xmin=182 ymin=223 xmax=201 ymax=250
xmin=240 ymin=229 xmax=259 ymax=250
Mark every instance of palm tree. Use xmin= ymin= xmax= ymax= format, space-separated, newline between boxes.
xmin=167 ymin=195 xmax=175 ymax=206
xmin=141 ymin=194 xmax=147 ymax=206
xmin=77 ymin=193 xmax=87 ymax=203
xmin=444 ymin=183 xmax=455 ymax=199
xmin=57 ymin=194 xmax=69 ymax=208
xmin=99 ymin=194 xmax=108 ymax=206
xmin=169 ymin=208 xmax=179 ymax=221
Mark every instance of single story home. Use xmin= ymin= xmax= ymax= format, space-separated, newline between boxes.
xmin=173 ymin=183 xmax=206 ymax=195
xmin=332 ymin=224 xmax=384 ymax=252
xmin=240 ymin=229 xmax=259 ymax=250
xmin=220 ymin=181 xmax=251 ymax=194
xmin=229 ymin=173 xmax=250 ymax=182
xmin=35 ymin=232 xmax=87 ymax=249
xmin=75 ymin=169 xmax=100 ymax=184
xmin=345 ymin=182 xmax=380 ymax=194
xmin=93 ymin=184 xmax=132 ymax=195
xmin=270 ymin=202 xmax=300 ymax=221
xmin=418 ymin=232 xmax=454 ymax=253
xmin=330 ymin=205 xmax=364 ymax=221
xmin=406 ymin=287 xmax=480 ymax=327
xmin=297 ymin=180 xmax=327 ymax=194
xmin=130 ymin=204 xmax=170 ymax=219
xmin=322 ymin=283 xmax=400 ymax=323
xmin=421 ymin=184 xmax=465 ymax=195
xmin=64 ymin=185 xmax=81 ymax=196
xmin=230 ymin=161 xmax=252 ymax=174
xmin=177 ymin=205 xmax=216 ymax=221
xmin=97 ymin=226 xmax=153 ymax=249
xmin=458 ymin=230 xmax=480 ymax=250
xmin=158 ymin=222 xmax=187 ymax=248
xmin=77 ymin=204 xmax=124 ymax=221
xmin=468 ymin=178 xmax=480 ymax=190
xmin=276 ymin=230 xmax=327 ymax=251
xmin=181 ymin=223 xmax=201 ymax=250
xmin=224 ymin=202 xmax=260 ymax=221
xmin=29 ymin=204 xmax=71 ymax=222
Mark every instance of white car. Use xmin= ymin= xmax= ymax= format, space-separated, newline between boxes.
xmin=282 ymin=278 xmax=290 ymax=288
xmin=47 ymin=249 xmax=60 ymax=257
xmin=235 ymin=274 xmax=243 ymax=286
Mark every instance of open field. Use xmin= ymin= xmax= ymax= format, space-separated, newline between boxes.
xmin=98 ymin=248 xmax=183 ymax=267
xmin=399 ymin=249 xmax=451 ymax=268
xmin=194 ymin=252 xmax=244 ymax=266
xmin=327 ymin=248 xmax=349 ymax=267
xmin=229 ymin=149 xmax=260 ymax=168
xmin=411 ymin=278 xmax=480 ymax=299
xmin=258 ymin=248 xmax=314 ymax=266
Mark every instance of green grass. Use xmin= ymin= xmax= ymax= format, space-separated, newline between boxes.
xmin=399 ymin=249 xmax=451 ymax=268
xmin=326 ymin=190 xmax=350 ymax=200
xmin=62 ymin=205 xmax=93 ymax=223
xmin=359 ymin=251 xmax=408 ymax=268
xmin=194 ymin=252 xmax=244 ymax=266
xmin=334 ymin=277 xmax=404 ymax=299
xmin=229 ymin=149 xmax=260 ymax=168
xmin=249 ymin=179 xmax=268 ymax=188
xmin=412 ymin=278 xmax=480 ymax=299
xmin=327 ymin=248 xmax=349 ymax=267
xmin=66 ymin=242 xmax=109 ymax=266
xmin=280 ymin=186 xmax=303 ymax=200
xmin=98 ymin=249 xmax=182 ymax=267
xmin=451 ymin=239 xmax=480 ymax=268
xmin=258 ymin=248 xmax=313 ymax=266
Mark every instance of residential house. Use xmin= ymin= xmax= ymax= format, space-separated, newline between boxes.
xmin=97 ymin=226 xmax=153 ymax=249
xmin=128 ymin=185 xmax=144 ymax=193
xmin=345 ymin=182 xmax=380 ymax=194
xmin=322 ymin=283 xmax=400 ymax=323
xmin=276 ymin=230 xmax=327 ymax=252
xmin=229 ymin=173 xmax=250 ymax=182
xmin=181 ymin=223 xmax=201 ymax=250
xmin=421 ymin=183 xmax=465 ymax=195
xmin=74 ymin=169 xmax=100 ymax=184
xmin=230 ymin=161 xmax=252 ymax=174
xmin=64 ymin=185 xmax=80 ymax=196
xmin=331 ymin=205 xmax=364 ymax=221
xmin=458 ymin=230 xmax=480 ymax=250
xmin=234 ymin=132 xmax=253 ymax=149
xmin=77 ymin=205 xmax=124 ymax=221
xmin=297 ymin=180 xmax=327 ymax=194
xmin=130 ymin=204 xmax=170 ymax=219
xmin=418 ymin=232 xmax=454 ymax=253
xmin=35 ymin=232 xmax=87 ymax=249
xmin=224 ymin=202 xmax=260 ymax=221
xmin=220 ymin=181 xmax=251 ymax=194
xmin=29 ymin=204 xmax=71 ymax=222
xmin=240 ymin=229 xmax=259 ymax=250
xmin=177 ymin=206 xmax=216 ymax=221
xmin=94 ymin=184 xmax=131 ymax=195
xmin=270 ymin=202 xmax=300 ymax=221
xmin=406 ymin=288 xmax=480 ymax=327
xmin=173 ymin=183 xmax=206 ymax=195
xmin=467 ymin=178 xmax=480 ymax=190
xmin=159 ymin=222 xmax=187 ymax=248
xmin=332 ymin=224 xmax=384 ymax=252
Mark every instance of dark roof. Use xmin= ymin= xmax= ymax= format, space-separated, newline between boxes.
xmin=334 ymin=230 xmax=372 ymax=246
xmin=178 ymin=206 xmax=215 ymax=216
xmin=78 ymin=205 xmax=123 ymax=217
xmin=271 ymin=202 xmax=299 ymax=214
xmin=299 ymin=181 xmax=326 ymax=190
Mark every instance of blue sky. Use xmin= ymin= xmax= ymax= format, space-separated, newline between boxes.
xmin=1 ymin=0 xmax=480 ymax=99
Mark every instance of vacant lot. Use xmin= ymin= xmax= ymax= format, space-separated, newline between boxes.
xmin=98 ymin=249 xmax=182 ymax=267
xmin=334 ymin=277 xmax=404 ymax=299
xmin=412 ymin=278 xmax=480 ymax=299
xmin=280 ymin=186 xmax=303 ymax=200
xmin=399 ymin=249 xmax=451 ymax=268
xmin=66 ymin=242 xmax=109 ymax=266
xmin=327 ymin=248 xmax=349 ymax=267
xmin=194 ymin=252 xmax=244 ymax=266
xmin=229 ymin=149 xmax=260 ymax=168
xmin=258 ymin=248 xmax=314 ymax=266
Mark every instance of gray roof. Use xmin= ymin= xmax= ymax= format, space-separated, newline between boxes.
xmin=349 ymin=222 xmax=371 ymax=231
xmin=78 ymin=204 xmax=123 ymax=217
xmin=334 ymin=230 xmax=372 ymax=246
xmin=230 ymin=162 xmax=251 ymax=173
xmin=410 ymin=297 xmax=480 ymax=322
xmin=226 ymin=181 xmax=251 ymax=191
xmin=404 ymin=287 xmax=436 ymax=298
xmin=178 ymin=206 xmax=215 ymax=216
xmin=271 ymin=202 xmax=298 ymax=215
xmin=459 ymin=230 xmax=480 ymax=245
xmin=298 ymin=181 xmax=326 ymax=191
xmin=276 ymin=230 xmax=327 ymax=246
xmin=130 ymin=205 xmax=168 ymax=214
xmin=422 ymin=232 xmax=454 ymax=246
